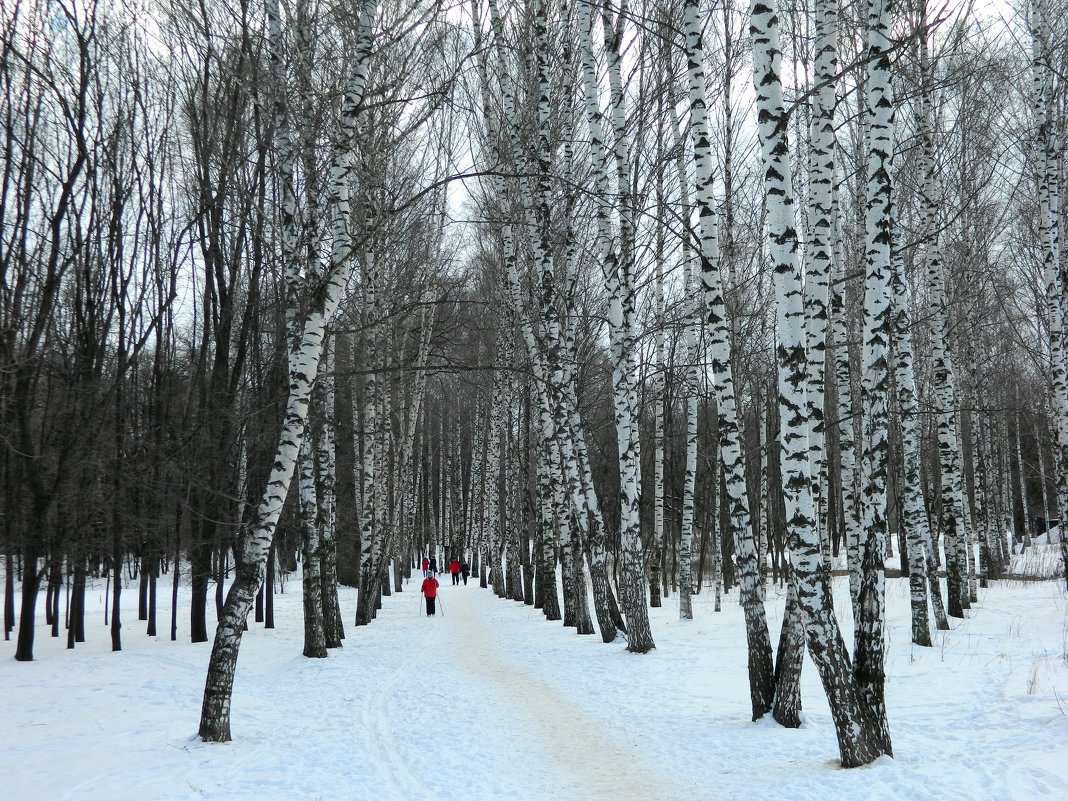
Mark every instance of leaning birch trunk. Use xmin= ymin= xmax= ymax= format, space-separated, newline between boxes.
xmin=198 ymin=0 xmax=375 ymax=743
xmin=562 ymin=380 xmax=617 ymax=640
xmin=751 ymin=0 xmax=889 ymax=763
xmin=685 ymin=0 xmax=771 ymax=709
xmin=557 ymin=248 xmax=595 ymax=636
xmin=269 ymin=0 xmax=325 ymax=658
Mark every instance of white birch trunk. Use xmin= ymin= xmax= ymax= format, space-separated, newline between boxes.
xmin=830 ymin=180 xmax=862 ymax=616
xmin=198 ymin=0 xmax=376 ymax=742
xmin=751 ymin=0 xmax=887 ymax=762
xmin=890 ymin=233 xmax=935 ymax=645
xmin=298 ymin=432 xmax=326 ymax=657
xmin=1031 ymin=0 xmax=1068 ymax=588
xmin=599 ymin=0 xmax=653 ymax=652
xmin=804 ymin=0 xmax=836 ymax=555
xmin=674 ymin=118 xmax=698 ymax=622
xmin=918 ymin=0 xmax=969 ymax=617
xmin=1016 ymin=409 xmax=1032 ymax=550
xmin=854 ymin=0 xmax=895 ymax=753
xmin=317 ymin=335 xmax=343 ymax=646
xmin=684 ymin=0 xmax=774 ymax=714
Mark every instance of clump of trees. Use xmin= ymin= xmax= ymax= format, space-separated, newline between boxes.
xmin=2 ymin=0 xmax=1065 ymax=768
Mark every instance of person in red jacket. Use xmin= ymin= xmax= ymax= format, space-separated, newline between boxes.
xmin=448 ymin=557 xmax=461 ymax=585
xmin=421 ymin=572 xmax=440 ymax=616
xmin=421 ymin=556 xmax=429 ymax=577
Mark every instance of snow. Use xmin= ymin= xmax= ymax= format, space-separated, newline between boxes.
xmin=3 ymin=560 xmax=1067 ymax=801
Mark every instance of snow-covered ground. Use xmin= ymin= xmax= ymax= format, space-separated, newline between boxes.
xmin=3 ymin=559 xmax=1067 ymax=801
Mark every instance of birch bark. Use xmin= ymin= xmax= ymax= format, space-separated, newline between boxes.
xmin=687 ymin=0 xmax=773 ymax=714
xmin=1031 ymin=0 xmax=1068 ymax=588
xmin=889 ymin=234 xmax=935 ymax=645
xmin=854 ymin=0 xmax=895 ymax=752
xmin=198 ymin=0 xmax=375 ymax=743
xmin=599 ymin=0 xmax=653 ymax=652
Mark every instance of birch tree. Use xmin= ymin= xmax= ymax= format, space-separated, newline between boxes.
xmin=750 ymin=0 xmax=891 ymax=764
xmin=684 ymin=0 xmax=773 ymax=712
xmin=198 ymin=0 xmax=376 ymax=742
xmin=1030 ymin=0 xmax=1068 ymax=588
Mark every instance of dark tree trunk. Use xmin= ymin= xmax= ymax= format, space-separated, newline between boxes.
xmin=264 ymin=539 xmax=275 ymax=629
xmin=5 ymin=551 xmax=15 ymax=641
xmin=68 ymin=557 xmax=86 ymax=648
xmin=147 ymin=557 xmax=157 ymax=637
xmin=49 ymin=559 xmax=60 ymax=637
xmin=189 ymin=527 xmax=211 ymax=643
xmin=139 ymin=556 xmax=150 ymax=620
xmin=171 ymin=532 xmax=180 ymax=642
xmin=14 ymin=542 xmax=42 ymax=660
xmin=111 ymin=548 xmax=122 ymax=652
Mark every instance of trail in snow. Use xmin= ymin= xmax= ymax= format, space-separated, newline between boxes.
xmin=436 ymin=584 xmax=686 ymax=801
xmin=2 ymin=563 xmax=1067 ymax=800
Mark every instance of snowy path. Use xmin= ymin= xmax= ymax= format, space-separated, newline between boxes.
xmin=2 ymin=569 xmax=1067 ymax=800
xmin=342 ymin=578 xmax=687 ymax=801
xmin=423 ymin=583 xmax=686 ymax=801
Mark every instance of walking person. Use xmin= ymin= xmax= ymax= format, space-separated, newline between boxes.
xmin=449 ymin=557 xmax=461 ymax=586
xmin=421 ymin=556 xmax=429 ymax=577
xmin=421 ymin=572 xmax=440 ymax=616
xmin=429 ymin=556 xmax=438 ymax=574
xmin=460 ymin=560 xmax=470 ymax=586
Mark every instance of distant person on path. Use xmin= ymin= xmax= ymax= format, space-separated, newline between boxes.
xmin=421 ymin=572 xmax=440 ymax=616
xmin=429 ymin=556 xmax=438 ymax=574
xmin=460 ymin=560 xmax=470 ymax=585
xmin=421 ymin=556 xmax=429 ymax=577
xmin=449 ymin=558 xmax=461 ymax=585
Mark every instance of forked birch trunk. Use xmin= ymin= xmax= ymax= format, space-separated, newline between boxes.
xmin=751 ymin=0 xmax=889 ymax=763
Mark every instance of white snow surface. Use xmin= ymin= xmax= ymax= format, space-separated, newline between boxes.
xmin=3 ymin=566 xmax=1068 ymax=801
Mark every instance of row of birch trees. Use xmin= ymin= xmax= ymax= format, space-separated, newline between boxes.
xmin=2 ymin=0 xmax=1066 ymax=768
